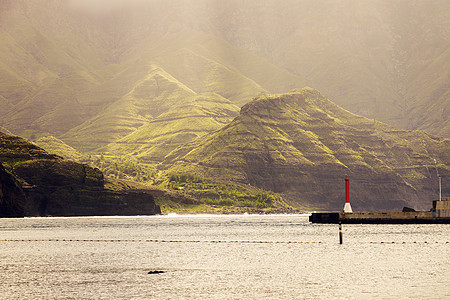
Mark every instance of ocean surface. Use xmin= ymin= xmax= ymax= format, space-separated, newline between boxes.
xmin=0 ymin=214 xmax=449 ymax=299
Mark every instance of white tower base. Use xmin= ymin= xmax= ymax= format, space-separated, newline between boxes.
xmin=343 ymin=202 xmax=353 ymax=213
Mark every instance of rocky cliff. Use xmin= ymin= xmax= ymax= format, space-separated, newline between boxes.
xmin=0 ymin=131 xmax=160 ymax=217
xmin=0 ymin=164 xmax=25 ymax=217
xmin=164 ymin=88 xmax=449 ymax=211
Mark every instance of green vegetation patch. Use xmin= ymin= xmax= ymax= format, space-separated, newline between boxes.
xmin=159 ymin=172 xmax=292 ymax=211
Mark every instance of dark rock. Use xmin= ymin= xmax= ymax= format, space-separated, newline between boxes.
xmin=402 ymin=206 xmax=416 ymax=212
xmin=0 ymin=163 xmax=26 ymax=217
xmin=148 ymin=271 xmax=165 ymax=274
xmin=13 ymin=159 xmax=104 ymax=188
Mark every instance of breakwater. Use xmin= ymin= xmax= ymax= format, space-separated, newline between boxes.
xmin=309 ymin=211 xmax=450 ymax=224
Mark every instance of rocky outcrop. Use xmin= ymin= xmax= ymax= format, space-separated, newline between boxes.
xmin=0 ymin=163 xmax=25 ymax=217
xmin=0 ymin=131 xmax=161 ymax=217
xmin=21 ymin=188 xmax=161 ymax=217
xmin=13 ymin=159 xmax=104 ymax=188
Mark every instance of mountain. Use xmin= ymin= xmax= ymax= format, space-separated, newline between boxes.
xmin=0 ymin=0 xmax=448 ymax=157
xmin=163 ymin=88 xmax=449 ymax=211
xmin=0 ymin=131 xmax=160 ymax=217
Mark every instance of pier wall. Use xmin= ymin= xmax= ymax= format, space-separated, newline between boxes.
xmin=341 ymin=211 xmax=431 ymax=220
xmin=309 ymin=211 xmax=450 ymax=224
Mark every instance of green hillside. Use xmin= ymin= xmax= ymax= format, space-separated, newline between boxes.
xmin=163 ymin=88 xmax=449 ymax=211
xmin=60 ymin=65 xmax=197 ymax=152
xmin=35 ymin=136 xmax=83 ymax=161
xmin=106 ymin=93 xmax=240 ymax=162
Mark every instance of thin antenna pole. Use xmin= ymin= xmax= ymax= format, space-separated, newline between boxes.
xmin=434 ymin=159 xmax=442 ymax=201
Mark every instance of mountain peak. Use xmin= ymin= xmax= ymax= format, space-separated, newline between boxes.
xmin=241 ymin=87 xmax=345 ymax=115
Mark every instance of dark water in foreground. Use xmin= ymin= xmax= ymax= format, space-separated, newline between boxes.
xmin=0 ymin=214 xmax=449 ymax=299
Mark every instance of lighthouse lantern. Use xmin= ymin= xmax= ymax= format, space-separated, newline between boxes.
xmin=343 ymin=175 xmax=353 ymax=213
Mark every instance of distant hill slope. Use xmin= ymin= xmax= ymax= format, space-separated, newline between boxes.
xmin=204 ymin=0 xmax=450 ymax=136
xmin=0 ymin=0 xmax=448 ymax=153
xmin=163 ymin=88 xmax=449 ymax=211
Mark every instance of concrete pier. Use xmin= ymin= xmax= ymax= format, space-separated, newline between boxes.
xmin=311 ymin=198 xmax=450 ymax=224
xmin=309 ymin=211 xmax=450 ymax=224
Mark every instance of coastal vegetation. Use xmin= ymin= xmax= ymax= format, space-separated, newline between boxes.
xmin=35 ymin=134 xmax=294 ymax=213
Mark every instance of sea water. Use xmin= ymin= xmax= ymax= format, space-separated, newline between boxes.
xmin=0 ymin=214 xmax=449 ymax=299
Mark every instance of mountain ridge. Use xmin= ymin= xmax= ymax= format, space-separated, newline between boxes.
xmin=163 ymin=88 xmax=449 ymax=211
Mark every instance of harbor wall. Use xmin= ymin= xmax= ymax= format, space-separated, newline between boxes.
xmin=341 ymin=211 xmax=431 ymax=220
xmin=309 ymin=211 xmax=450 ymax=224
xmin=310 ymin=199 xmax=450 ymax=223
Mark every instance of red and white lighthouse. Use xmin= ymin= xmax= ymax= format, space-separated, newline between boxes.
xmin=343 ymin=175 xmax=353 ymax=213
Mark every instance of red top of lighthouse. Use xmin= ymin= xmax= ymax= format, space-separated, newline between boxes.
xmin=345 ymin=175 xmax=350 ymax=204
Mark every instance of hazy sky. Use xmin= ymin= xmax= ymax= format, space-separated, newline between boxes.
xmin=66 ymin=0 xmax=148 ymax=14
